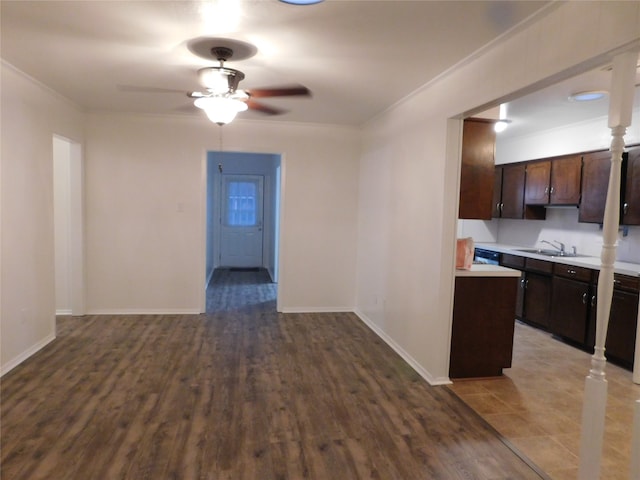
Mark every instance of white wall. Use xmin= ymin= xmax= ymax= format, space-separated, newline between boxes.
xmin=84 ymin=113 xmax=361 ymax=314
xmin=1 ymin=62 xmax=85 ymax=374
xmin=355 ymin=1 xmax=640 ymax=384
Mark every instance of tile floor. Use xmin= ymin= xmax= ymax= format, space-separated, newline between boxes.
xmin=448 ymin=321 xmax=640 ymax=480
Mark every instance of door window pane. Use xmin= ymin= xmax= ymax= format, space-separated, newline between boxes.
xmin=227 ymin=181 xmax=257 ymax=226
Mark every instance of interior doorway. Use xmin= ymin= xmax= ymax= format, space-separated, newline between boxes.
xmin=205 ymin=151 xmax=281 ymax=311
xmin=52 ymin=135 xmax=85 ymax=317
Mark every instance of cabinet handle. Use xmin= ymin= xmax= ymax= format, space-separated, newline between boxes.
xmin=591 ymin=295 xmax=596 ymax=307
xmin=544 ymin=187 xmax=549 ymax=195
xmin=520 ymin=279 xmax=525 ymax=288
xmin=500 ymin=203 xmax=504 ymax=213
xmin=567 ymin=269 xmax=577 ymax=275
xmin=582 ymin=293 xmax=588 ymax=304
xmin=624 ymin=202 xmax=629 ymax=215
xmin=550 ymin=186 xmax=554 ymax=194
xmin=613 ymin=279 xmax=621 ymax=285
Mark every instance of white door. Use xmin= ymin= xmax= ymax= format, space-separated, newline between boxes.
xmin=220 ymin=174 xmax=264 ymax=268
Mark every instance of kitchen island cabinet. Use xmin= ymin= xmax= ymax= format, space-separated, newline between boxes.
xmin=450 ymin=265 xmax=520 ymax=378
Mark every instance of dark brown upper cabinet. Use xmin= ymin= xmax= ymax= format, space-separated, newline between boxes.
xmin=623 ymin=146 xmax=640 ymax=225
xmin=524 ymin=160 xmax=551 ymax=206
xmin=579 ymin=150 xmax=614 ymax=224
xmin=458 ymin=118 xmax=496 ymax=220
xmin=524 ymin=154 xmax=582 ymax=219
xmin=494 ymin=164 xmax=526 ymax=219
xmin=550 ymin=155 xmax=583 ymax=204
xmin=579 ymin=146 xmax=640 ymax=226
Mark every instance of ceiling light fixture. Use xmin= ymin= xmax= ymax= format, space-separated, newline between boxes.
xmin=194 ymin=96 xmax=248 ymax=125
xmin=494 ymin=119 xmax=512 ymax=133
xmin=568 ymin=90 xmax=608 ymax=102
xmin=494 ymin=103 xmax=511 ymax=133
xmin=279 ymin=0 xmax=324 ymax=4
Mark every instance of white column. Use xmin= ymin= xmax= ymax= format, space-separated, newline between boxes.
xmin=578 ymin=50 xmax=638 ymax=480
xmin=632 ymin=400 xmax=640 ymax=478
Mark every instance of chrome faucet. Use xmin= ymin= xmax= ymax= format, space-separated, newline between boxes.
xmin=540 ymin=240 xmax=565 ymax=253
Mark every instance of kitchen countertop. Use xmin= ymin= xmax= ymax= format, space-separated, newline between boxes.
xmin=476 ymin=242 xmax=640 ymax=277
xmin=455 ymin=264 xmax=522 ymax=277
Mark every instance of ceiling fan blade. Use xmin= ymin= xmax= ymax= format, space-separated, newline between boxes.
xmin=187 ymin=91 xmax=208 ymax=98
xmin=117 ymin=84 xmax=186 ymax=94
xmin=246 ymin=85 xmax=311 ymax=98
xmin=246 ymin=99 xmax=286 ymax=115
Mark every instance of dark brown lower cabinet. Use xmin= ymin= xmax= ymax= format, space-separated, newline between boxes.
xmin=450 ymin=275 xmax=518 ymax=378
xmin=549 ymin=276 xmax=591 ymax=344
xmin=522 ymin=272 xmax=552 ymax=329
xmin=587 ymin=275 xmax=639 ymax=368
xmin=497 ymin=248 xmax=638 ymax=372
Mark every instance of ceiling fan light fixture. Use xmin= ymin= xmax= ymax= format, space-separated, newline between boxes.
xmin=568 ymin=90 xmax=608 ymax=102
xmin=194 ymin=96 xmax=248 ymax=125
xmin=198 ymin=66 xmax=245 ymax=94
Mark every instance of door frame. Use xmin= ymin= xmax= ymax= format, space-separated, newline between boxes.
xmin=53 ymin=134 xmax=85 ymax=316
xmin=201 ymin=150 xmax=284 ymax=312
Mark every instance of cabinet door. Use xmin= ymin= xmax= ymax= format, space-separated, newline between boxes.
xmin=492 ymin=166 xmax=503 ymax=218
xmin=605 ymin=289 xmax=639 ymax=368
xmin=525 ymin=160 xmax=551 ymax=205
xmin=623 ymin=146 xmax=640 ymax=225
xmin=523 ymin=272 xmax=552 ymax=329
xmin=458 ymin=119 xmax=495 ymax=220
xmin=501 ymin=164 xmax=525 ymax=218
xmin=550 ymin=154 xmax=582 ymax=205
xmin=550 ymin=276 xmax=590 ymax=344
xmin=515 ymin=272 xmax=525 ymax=319
xmin=579 ymin=150 xmax=611 ymax=223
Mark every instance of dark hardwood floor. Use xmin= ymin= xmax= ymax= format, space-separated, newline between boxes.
xmin=1 ymin=268 xmax=546 ymax=479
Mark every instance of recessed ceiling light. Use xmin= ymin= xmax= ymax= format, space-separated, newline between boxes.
xmin=568 ymin=90 xmax=608 ymax=102
xmin=279 ymin=0 xmax=324 ymax=4
xmin=494 ymin=119 xmax=512 ymax=133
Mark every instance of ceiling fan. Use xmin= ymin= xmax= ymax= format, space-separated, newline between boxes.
xmin=188 ymin=46 xmax=311 ymax=124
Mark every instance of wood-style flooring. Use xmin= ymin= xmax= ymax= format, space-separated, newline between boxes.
xmin=450 ymin=320 xmax=640 ymax=480
xmin=1 ymin=268 xmax=546 ymax=479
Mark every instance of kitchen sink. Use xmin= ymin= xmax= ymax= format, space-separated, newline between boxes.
xmin=514 ymin=248 xmax=587 ymax=258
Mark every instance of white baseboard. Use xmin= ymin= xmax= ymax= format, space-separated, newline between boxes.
xmin=354 ymin=309 xmax=452 ymax=386
xmin=86 ymin=309 xmax=201 ymax=315
xmin=279 ymin=306 xmax=354 ymax=314
xmin=56 ymin=309 xmax=72 ymax=316
xmin=1 ymin=333 xmax=56 ymax=377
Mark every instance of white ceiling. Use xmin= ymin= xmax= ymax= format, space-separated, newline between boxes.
xmin=494 ymin=61 xmax=640 ymax=140
xmin=1 ymin=0 xmax=553 ymax=126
